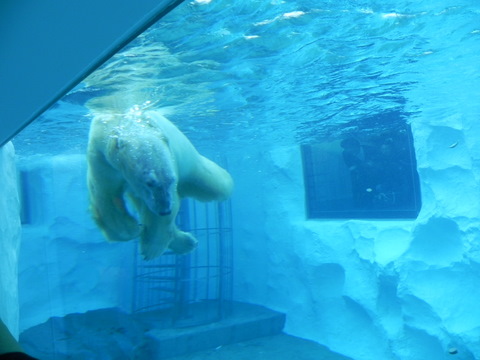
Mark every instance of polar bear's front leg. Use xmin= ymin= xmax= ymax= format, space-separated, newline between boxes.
xmin=137 ymin=193 xmax=198 ymax=259
xmin=87 ymin=153 xmax=141 ymax=242
xmin=140 ymin=211 xmax=198 ymax=259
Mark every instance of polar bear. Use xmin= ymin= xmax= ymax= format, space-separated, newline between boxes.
xmin=87 ymin=110 xmax=233 ymax=259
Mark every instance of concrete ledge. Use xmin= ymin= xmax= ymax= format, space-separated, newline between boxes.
xmin=20 ymin=302 xmax=285 ymax=360
xmin=139 ymin=302 xmax=286 ymax=358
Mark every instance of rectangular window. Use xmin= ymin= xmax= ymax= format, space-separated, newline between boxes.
xmin=301 ymin=125 xmax=421 ymax=219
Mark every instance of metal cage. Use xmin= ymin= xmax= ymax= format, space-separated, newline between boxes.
xmin=131 ymin=198 xmax=233 ymax=328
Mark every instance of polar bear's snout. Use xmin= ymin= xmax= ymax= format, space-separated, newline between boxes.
xmin=159 ymin=209 xmax=172 ymax=216
xmin=146 ymin=181 xmax=174 ymax=216
xmin=142 ymin=186 xmax=172 ymax=216
xmin=156 ymin=192 xmax=173 ymax=216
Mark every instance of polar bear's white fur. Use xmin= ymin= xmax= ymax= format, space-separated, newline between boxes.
xmin=87 ymin=110 xmax=233 ymax=259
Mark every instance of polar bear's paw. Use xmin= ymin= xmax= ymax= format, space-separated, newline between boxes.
xmin=169 ymin=231 xmax=198 ymax=254
xmin=140 ymin=233 xmax=169 ymax=260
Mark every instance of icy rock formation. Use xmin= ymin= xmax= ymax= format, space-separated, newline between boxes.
xmin=18 ymin=155 xmax=136 ymax=332
xmin=0 ymin=142 xmax=21 ymax=338
xmin=231 ymin=123 xmax=480 ymax=360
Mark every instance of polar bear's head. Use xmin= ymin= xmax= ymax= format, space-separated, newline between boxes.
xmin=112 ymin=135 xmax=177 ymax=216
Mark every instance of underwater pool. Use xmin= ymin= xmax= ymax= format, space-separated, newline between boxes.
xmin=2 ymin=0 xmax=480 ymax=359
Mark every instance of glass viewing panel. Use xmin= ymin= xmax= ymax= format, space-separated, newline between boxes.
xmin=302 ymin=124 xmax=421 ymax=219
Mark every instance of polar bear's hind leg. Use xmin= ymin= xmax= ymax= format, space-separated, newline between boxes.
xmin=169 ymin=231 xmax=198 ymax=254
xmin=179 ymin=156 xmax=233 ymax=202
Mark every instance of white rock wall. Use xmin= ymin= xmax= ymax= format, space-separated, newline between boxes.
xmin=0 ymin=142 xmax=21 ymax=338
xmin=18 ymin=155 xmax=136 ymax=332
xmin=231 ymin=122 xmax=480 ymax=360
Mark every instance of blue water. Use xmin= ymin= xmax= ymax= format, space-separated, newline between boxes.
xmin=14 ymin=0 xmax=480 ymax=157
xmin=9 ymin=1 xmax=480 ymax=360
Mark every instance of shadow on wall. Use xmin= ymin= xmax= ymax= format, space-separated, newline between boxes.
xmin=406 ymin=217 xmax=463 ymax=265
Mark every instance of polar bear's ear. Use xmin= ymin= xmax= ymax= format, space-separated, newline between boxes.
xmin=114 ymin=137 xmax=126 ymax=150
xmin=109 ymin=134 xmax=126 ymax=150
